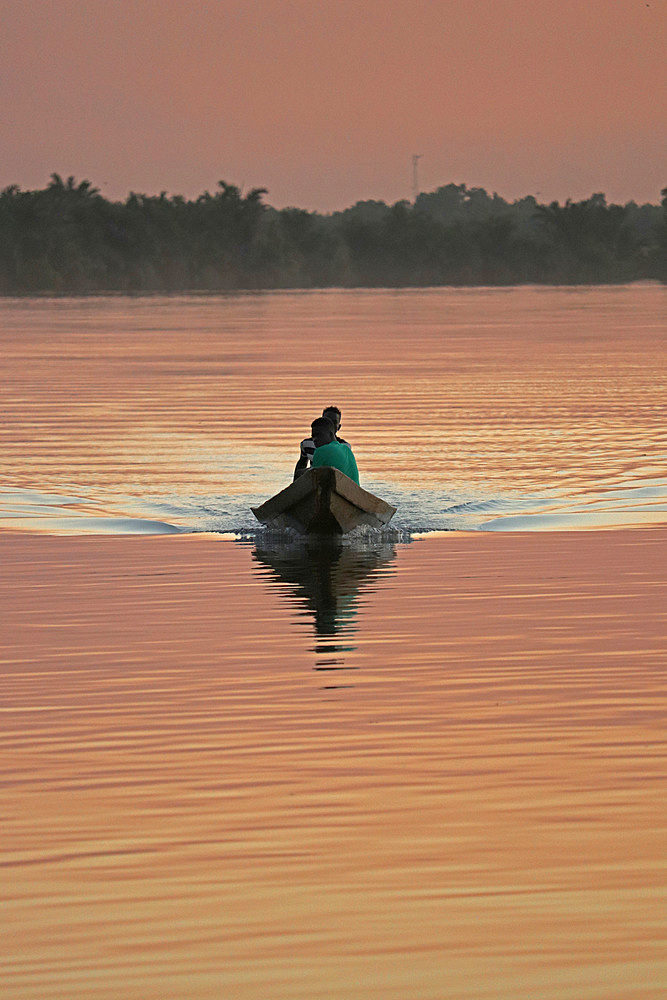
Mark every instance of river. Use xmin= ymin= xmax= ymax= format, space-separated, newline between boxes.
xmin=1 ymin=286 xmax=666 ymax=1000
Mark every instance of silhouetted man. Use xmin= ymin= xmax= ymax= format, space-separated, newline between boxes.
xmin=309 ymin=416 xmax=360 ymax=485
xmin=293 ymin=406 xmax=350 ymax=480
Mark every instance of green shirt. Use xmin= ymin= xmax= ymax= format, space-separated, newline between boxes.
xmin=311 ymin=440 xmax=360 ymax=484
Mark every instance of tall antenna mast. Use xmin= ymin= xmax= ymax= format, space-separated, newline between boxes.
xmin=412 ymin=154 xmax=422 ymax=203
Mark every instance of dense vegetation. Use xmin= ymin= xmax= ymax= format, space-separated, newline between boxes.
xmin=1 ymin=174 xmax=665 ymax=293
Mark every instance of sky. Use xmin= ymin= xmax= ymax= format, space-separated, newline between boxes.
xmin=2 ymin=0 xmax=666 ymax=211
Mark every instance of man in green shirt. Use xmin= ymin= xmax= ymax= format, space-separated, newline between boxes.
xmin=310 ymin=417 xmax=360 ymax=485
xmin=293 ymin=405 xmax=350 ymax=480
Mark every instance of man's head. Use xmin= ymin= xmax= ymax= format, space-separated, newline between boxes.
xmin=311 ymin=416 xmax=335 ymax=449
xmin=322 ymin=406 xmax=341 ymax=432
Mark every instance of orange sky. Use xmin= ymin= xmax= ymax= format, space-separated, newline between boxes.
xmin=2 ymin=0 xmax=666 ymax=210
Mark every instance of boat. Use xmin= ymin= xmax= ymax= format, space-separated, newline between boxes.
xmin=251 ymin=466 xmax=397 ymax=535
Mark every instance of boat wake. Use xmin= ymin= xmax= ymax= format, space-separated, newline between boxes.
xmin=0 ymin=483 xmax=528 ymax=537
xmin=5 ymin=474 xmax=665 ymax=537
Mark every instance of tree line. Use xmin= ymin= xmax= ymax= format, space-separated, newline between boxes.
xmin=0 ymin=174 xmax=665 ymax=293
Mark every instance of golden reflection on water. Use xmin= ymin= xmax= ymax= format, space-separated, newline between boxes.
xmin=0 ymin=287 xmax=666 ymax=533
xmin=2 ymin=530 xmax=665 ymax=1000
xmin=1 ymin=288 xmax=666 ymax=997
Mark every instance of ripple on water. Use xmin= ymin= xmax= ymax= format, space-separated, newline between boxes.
xmin=2 ymin=474 xmax=667 ymax=535
xmin=1 ymin=530 xmax=665 ymax=1000
xmin=2 ymin=287 xmax=667 ymax=536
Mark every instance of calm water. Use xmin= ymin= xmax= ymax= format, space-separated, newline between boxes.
xmin=1 ymin=285 xmax=666 ymax=534
xmin=1 ymin=287 xmax=666 ymax=1000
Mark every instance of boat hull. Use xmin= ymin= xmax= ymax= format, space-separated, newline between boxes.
xmin=251 ymin=467 xmax=396 ymax=535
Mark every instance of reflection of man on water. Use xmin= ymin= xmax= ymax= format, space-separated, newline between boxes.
xmin=294 ymin=406 xmax=351 ymax=480
xmin=309 ymin=417 xmax=360 ymax=484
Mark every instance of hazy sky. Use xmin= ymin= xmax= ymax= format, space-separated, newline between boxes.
xmin=2 ymin=0 xmax=666 ymax=210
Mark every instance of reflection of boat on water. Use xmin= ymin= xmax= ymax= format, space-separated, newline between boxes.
xmin=251 ymin=467 xmax=396 ymax=535
xmin=251 ymin=537 xmax=396 ymax=642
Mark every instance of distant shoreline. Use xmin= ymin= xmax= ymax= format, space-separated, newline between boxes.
xmin=1 ymin=175 xmax=665 ymax=294
xmin=2 ymin=280 xmax=666 ymax=300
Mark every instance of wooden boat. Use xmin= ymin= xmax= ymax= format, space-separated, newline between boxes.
xmin=251 ymin=467 xmax=396 ymax=535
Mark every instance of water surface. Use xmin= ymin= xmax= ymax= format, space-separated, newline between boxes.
xmin=1 ymin=286 xmax=665 ymax=534
xmin=2 ymin=531 xmax=665 ymax=1000
xmin=1 ymin=288 xmax=666 ymax=1000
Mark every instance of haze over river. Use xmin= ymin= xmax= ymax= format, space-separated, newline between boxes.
xmin=2 ymin=287 xmax=666 ymax=1000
